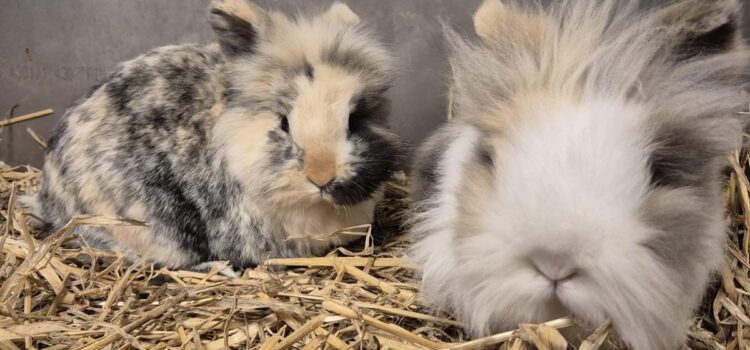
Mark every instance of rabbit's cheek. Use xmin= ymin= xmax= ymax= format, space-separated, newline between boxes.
xmin=333 ymin=138 xmax=357 ymax=180
xmin=325 ymin=128 xmax=400 ymax=206
xmin=265 ymin=170 xmax=321 ymax=205
xmin=266 ymin=129 xmax=302 ymax=168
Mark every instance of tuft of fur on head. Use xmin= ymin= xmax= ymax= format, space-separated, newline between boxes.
xmin=210 ymin=0 xmax=402 ymax=241
xmin=448 ymin=0 xmax=746 ymax=133
xmin=412 ymin=0 xmax=749 ymax=349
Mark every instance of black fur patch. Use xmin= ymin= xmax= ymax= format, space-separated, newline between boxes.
xmin=142 ymin=152 xmax=213 ymax=259
xmin=209 ymin=8 xmax=258 ymax=56
xmin=649 ymin=124 xmax=719 ymax=188
xmin=160 ymin=59 xmax=208 ymax=107
xmin=328 ymin=122 xmax=402 ymax=206
xmin=675 ymin=18 xmax=738 ymax=60
xmin=349 ymin=92 xmax=390 ymax=129
xmin=105 ymin=65 xmax=157 ymax=114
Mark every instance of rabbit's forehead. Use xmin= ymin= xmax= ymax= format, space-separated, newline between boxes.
xmin=461 ymin=100 xmax=655 ymax=240
xmin=292 ymin=65 xmax=361 ymax=121
xmin=507 ymin=101 xmax=649 ymax=197
xmin=286 ymin=66 xmax=360 ymax=151
xmin=255 ymin=22 xmax=392 ymax=82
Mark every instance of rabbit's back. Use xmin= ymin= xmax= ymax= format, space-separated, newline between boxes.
xmin=33 ymin=43 xmax=295 ymax=268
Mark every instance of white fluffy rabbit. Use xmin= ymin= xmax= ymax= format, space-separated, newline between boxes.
xmin=410 ymin=0 xmax=749 ymax=348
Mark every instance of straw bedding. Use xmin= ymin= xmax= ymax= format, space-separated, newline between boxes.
xmin=2 ymin=137 xmax=750 ymax=349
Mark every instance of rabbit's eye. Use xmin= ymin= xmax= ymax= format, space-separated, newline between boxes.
xmin=279 ymin=115 xmax=289 ymax=133
xmin=478 ymin=147 xmax=495 ymax=168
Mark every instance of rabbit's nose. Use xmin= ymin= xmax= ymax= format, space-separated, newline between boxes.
xmin=530 ymin=253 xmax=578 ymax=285
xmin=307 ymin=176 xmax=335 ymax=189
xmin=304 ymin=152 xmax=337 ymax=189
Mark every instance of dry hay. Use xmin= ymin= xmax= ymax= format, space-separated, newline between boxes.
xmin=2 ymin=146 xmax=750 ymax=349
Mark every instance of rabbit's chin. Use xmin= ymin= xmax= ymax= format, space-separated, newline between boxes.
xmin=259 ymin=189 xmax=380 ymax=245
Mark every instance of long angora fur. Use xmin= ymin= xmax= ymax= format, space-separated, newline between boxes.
xmin=26 ymin=0 xmax=403 ymax=271
xmin=410 ymin=0 xmax=749 ymax=348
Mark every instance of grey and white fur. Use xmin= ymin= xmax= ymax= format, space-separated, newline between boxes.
xmin=26 ymin=0 xmax=403 ymax=271
xmin=409 ymin=0 xmax=749 ymax=348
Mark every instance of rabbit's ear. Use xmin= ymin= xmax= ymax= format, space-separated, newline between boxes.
xmin=322 ymin=2 xmax=361 ymax=26
xmin=653 ymin=0 xmax=743 ymax=61
xmin=473 ymin=0 xmax=505 ymax=43
xmin=473 ymin=0 xmax=548 ymax=46
xmin=209 ymin=0 xmax=289 ymax=56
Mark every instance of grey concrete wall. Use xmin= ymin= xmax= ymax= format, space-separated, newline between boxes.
xmin=1 ymin=0 xmax=749 ymax=167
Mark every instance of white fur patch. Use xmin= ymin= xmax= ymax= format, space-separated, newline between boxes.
xmin=487 ymin=100 xmax=653 ymax=246
xmin=409 ymin=123 xmax=480 ymax=308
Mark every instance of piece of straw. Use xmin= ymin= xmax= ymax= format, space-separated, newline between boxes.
xmin=446 ymin=318 xmax=575 ymax=350
xmin=0 ymin=109 xmax=54 ymax=128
